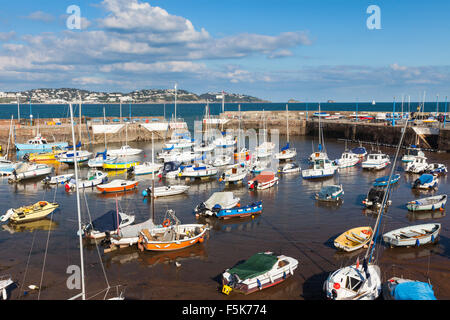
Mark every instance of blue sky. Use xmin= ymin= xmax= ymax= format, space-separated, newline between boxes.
xmin=0 ymin=0 xmax=449 ymax=101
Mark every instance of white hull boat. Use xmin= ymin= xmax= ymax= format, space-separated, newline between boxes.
xmin=309 ymin=151 xmax=328 ymax=162
xmin=107 ymin=218 xmax=158 ymax=249
xmin=80 ymin=210 xmax=136 ymax=239
xmin=362 ymin=153 xmax=390 ymax=170
xmin=248 ymin=171 xmax=279 ymax=190
xmin=405 ymin=156 xmax=428 ymax=174
xmin=220 ymin=166 xmax=247 ymax=183
xmin=132 ymin=162 xmax=163 ymax=175
xmin=0 ymin=275 xmax=13 ymax=300
xmin=88 ymin=155 xmax=117 ymax=168
xmin=302 ymin=159 xmax=337 ymax=179
xmin=212 ymin=155 xmax=232 ymax=167
xmin=412 ymin=174 xmax=439 ymax=190
xmin=108 ymin=145 xmax=143 ymax=157
xmin=67 ymin=171 xmax=108 ymax=189
xmin=8 ymin=163 xmax=53 ymax=182
xmin=382 ymin=277 xmax=437 ymax=300
xmin=42 ymin=173 xmax=74 ymax=185
xmin=336 ymin=152 xmax=360 ymax=168
xmin=142 ymin=185 xmax=190 ymax=198
xmin=382 ymin=223 xmax=441 ymax=247
xmin=56 ymin=150 xmax=92 ymax=164
xmin=406 ymin=195 xmax=447 ymax=211
xmin=279 ymin=163 xmax=300 ymax=174
xmin=179 ymin=164 xmax=218 ymax=178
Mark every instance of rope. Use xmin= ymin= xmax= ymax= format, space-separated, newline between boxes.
xmin=18 ymin=229 xmax=38 ymax=300
xmin=37 ymin=208 xmax=55 ymax=300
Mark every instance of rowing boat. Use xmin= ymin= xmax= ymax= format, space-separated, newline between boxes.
xmin=382 ymin=223 xmax=441 ymax=247
xmin=334 ymin=226 xmax=373 ymax=252
xmin=1 ymin=201 xmax=59 ymax=224
xmin=97 ymin=179 xmax=139 ymax=193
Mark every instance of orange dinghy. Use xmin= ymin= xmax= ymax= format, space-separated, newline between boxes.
xmin=137 ymin=209 xmax=208 ymax=252
xmin=96 ymin=179 xmax=139 ymax=193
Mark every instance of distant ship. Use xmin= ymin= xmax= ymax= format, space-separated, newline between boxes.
xmin=327 ymin=100 xmax=335 ymax=103
xmin=372 ymin=100 xmax=376 ymax=105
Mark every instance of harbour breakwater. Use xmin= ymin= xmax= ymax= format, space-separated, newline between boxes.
xmin=0 ymin=110 xmax=448 ymax=153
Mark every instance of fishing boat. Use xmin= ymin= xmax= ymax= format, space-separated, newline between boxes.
xmin=278 ymin=162 xmax=300 ymax=174
xmin=0 ymin=275 xmax=13 ymax=300
xmin=1 ymin=201 xmax=59 ymax=224
xmin=131 ymin=162 xmax=163 ymax=176
xmin=15 ymin=133 xmax=68 ymax=152
xmin=215 ymin=201 xmax=263 ymax=220
xmin=405 ymin=156 xmax=429 ymax=174
xmin=194 ymin=192 xmax=240 ymax=217
xmin=412 ymin=174 xmax=438 ymax=190
xmin=362 ymin=187 xmax=392 ymax=210
xmin=107 ymin=145 xmax=143 ymax=157
xmin=361 ymin=152 xmax=390 ymax=170
xmin=212 ymin=155 xmax=232 ymax=167
xmin=66 ymin=170 xmax=108 ymax=189
xmin=425 ymin=163 xmax=447 ymax=175
xmin=335 ymin=151 xmax=360 ymax=168
xmin=80 ymin=210 xmax=136 ymax=239
xmin=334 ymin=226 xmax=373 ymax=252
xmin=221 ymin=252 xmax=298 ymax=295
xmin=105 ymin=218 xmax=158 ymax=251
xmin=42 ymin=173 xmax=74 ymax=185
xmin=220 ymin=165 xmax=247 ymax=183
xmin=402 ymin=146 xmax=425 ymax=163
xmin=8 ymin=162 xmax=53 ymax=182
xmin=315 ymin=185 xmax=344 ymax=202
xmin=406 ymin=195 xmax=447 ymax=212
xmin=382 ymin=223 xmax=441 ymax=247
xmin=179 ymin=163 xmax=218 ymax=179
xmin=301 ymin=159 xmax=338 ymax=179
xmin=97 ymin=179 xmax=139 ymax=193
xmin=56 ymin=150 xmax=92 ymax=164
xmin=142 ymin=185 xmax=190 ymax=198
xmin=102 ymin=158 xmax=140 ymax=170
xmin=137 ymin=209 xmax=208 ymax=252
xmin=373 ymin=174 xmax=400 ymax=187
xmin=382 ymin=277 xmax=437 ymax=300
xmin=248 ymin=171 xmax=279 ymax=190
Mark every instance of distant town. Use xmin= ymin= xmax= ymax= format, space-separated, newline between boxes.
xmin=0 ymin=88 xmax=267 ymax=104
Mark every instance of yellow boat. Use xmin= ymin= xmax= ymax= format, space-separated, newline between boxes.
xmin=102 ymin=160 xmax=140 ymax=170
xmin=334 ymin=226 xmax=373 ymax=252
xmin=6 ymin=201 xmax=59 ymax=224
xmin=26 ymin=147 xmax=66 ymax=162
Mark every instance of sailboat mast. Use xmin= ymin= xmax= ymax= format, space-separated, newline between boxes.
xmin=103 ymin=106 xmax=107 ymax=150
xmin=174 ymin=83 xmax=177 ymax=121
xmin=222 ymin=91 xmax=225 ymax=114
xmin=151 ymin=132 xmax=155 ymax=223
xmin=69 ymin=103 xmax=86 ymax=300
xmin=238 ymin=104 xmax=241 ymax=151
xmin=286 ymin=104 xmax=289 ymax=143
xmin=79 ymin=94 xmax=82 ymax=143
xmin=17 ymin=99 xmax=20 ymax=124
xmin=5 ymin=115 xmax=13 ymax=159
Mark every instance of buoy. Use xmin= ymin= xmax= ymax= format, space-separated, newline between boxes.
xmin=175 ymin=262 xmax=181 ymax=267
xmin=199 ymin=237 xmax=204 ymax=243
xmin=28 ymin=285 xmax=39 ymax=290
xmin=64 ymin=184 xmax=70 ymax=192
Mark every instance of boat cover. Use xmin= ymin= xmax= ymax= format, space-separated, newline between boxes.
xmin=253 ymin=171 xmax=275 ymax=183
xmin=351 ymin=147 xmax=367 ymax=155
xmin=95 ymin=150 xmax=107 ymax=160
xmin=368 ymin=187 xmax=386 ymax=203
xmin=163 ymin=161 xmax=181 ymax=173
xmin=418 ymin=174 xmax=434 ymax=184
xmin=281 ymin=143 xmax=290 ymax=151
xmin=393 ymin=282 xmax=437 ymax=300
xmin=228 ymin=253 xmax=278 ymax=280
xmin=91 ymin=210 xmax=122 ymax=232
xmin=204 ymin=192 xmax=236 ymax=209
xmin=317 ymin=186 xmax=340 ymax=198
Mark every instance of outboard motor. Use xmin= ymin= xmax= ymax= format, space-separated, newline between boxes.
xmin=195 ymin=202 xmax=207 ymax=215
xmin=413 ymin=178 xmax=421 ymax=189
xmin=127 ymin=166 xmax=135 ymax=175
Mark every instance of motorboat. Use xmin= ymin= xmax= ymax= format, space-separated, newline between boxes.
xmin=142 ymin=185 xmax=190 ymax=198
xmin=362 ymin=187 xmax=392 ymax=210
xmin=215 ymin=201 xmax=263 ymax=220
xmin=315 ymin=185 xmax=344 ymax=202
xmin=105 ymin=218 xmax=158 ymax=251
xmin=425 ymin=163 xmax=447 ymax=175
xmin=405 ymin=156 xmax=429 ymax=174
xmin=301 ymin=159 xmax=338 ymax=179
xmin=274 ymin=143 xmax=297 ymax=160
xmin=88 ymin=150 xmax=117 ymax=168
xmin=161 ymin=161 xmax=183 ymax=179
xmin=362 ymin=152 xmax=390 ymax=170
xmin=214 ymin=134 xmax=236 ymax=148
xmin=8 ymin=163 xmax=53 ymax=182
xmin=248 ymin=171 xmax=279 ymax=190
xmin=278 ymin=162 xmax=300 ymax=174
xmin=194 ymin=192 xmax=240 ymax=217
xmin=24 ymin=147 xmax=66 ymax=162
xmin=97 ymin=179 xmax=139 ymax=193
xmin=255 ymin=141 xmax=275 ymax=158
xmin=382 ymin=223 xmax=441 ymax=247
xmin=66 ymin=170 xmax=108 ymax=189
xmin=131 ymin=162 xmax=163 ymax=176
xmin=373 ymin=174 xmax=400 ymax=187
xmin=335 ymin=151 xmax=360 ymax=168
xmin=179 ymin=163 xmax=218 ymax=179
xmin=412 ymin=174 xmax=438 ymax=190
xmin=220 ymin=165 xmax=247 ymax=183
xmin=102 ymin=159 xmax=140 ymax=170
xmin=107 ymin=145 xmax=143 ymax=157
xmin=1 ymin=201 xmax=59 ymax=224
xmin=382 ymin=277 xmax=437 ymax=300
xmin=221 ymin=252 xmax=298 ymax=295
xmin=0 ymin=275 xmax=14 ymax=300
xmin=42 ymin=173 xmax=74 ymax=185
xmin=80 ymin=210 xmax=135 ymax=239
xmin=406 ymin=195 xmax=447 ymax=212
xmin=212 ymin=155 xmax=232 ymax=167
xmin=402 ymin=146 xmax=425 ymax=163
xmin=334 ymin=226 xmax=373 ymax=252
xmin=351 ymin=146 xmax=367 ymax=158
xmin=56 ymin=150 xmax=92 ymax=164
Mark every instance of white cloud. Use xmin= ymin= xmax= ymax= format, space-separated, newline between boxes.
xmin=25 ymin=11 xmax=55 ymax=23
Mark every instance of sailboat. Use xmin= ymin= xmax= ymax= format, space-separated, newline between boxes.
xmin=107 ymin=122 xmax=143 ymax=157
xmin=274 ymin=104 xmax=297 ymax=160
xmin=131 ymin=133 xmax=162 ymax=175
xmin=88 ymin=107 xmax=117 ymax=167
xmin=233 ymin=105 xmax=250 ymax=163
xmin=0 ymin=116 xmax=21 ymax=175
xmin=255 ymin=110 xmax=275 ymax=158
xmin=323 ymin=115 xmax=409 ymax=300
xmin=309 ymin=103 xmax=328 ymax=162
xmin=194 ymin=102 xmax=215 ymax=153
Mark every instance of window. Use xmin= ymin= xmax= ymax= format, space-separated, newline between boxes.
xmin=345 ymin=276 xmax=363 ymax=292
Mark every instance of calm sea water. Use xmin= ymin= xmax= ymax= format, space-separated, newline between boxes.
xmin=0 ymin=136 xmax=449 ymax=300
xmin=0 ymin=102 xmax=447 ymax=130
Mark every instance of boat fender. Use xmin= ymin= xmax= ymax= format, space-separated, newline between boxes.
xmin=415 ymin=239 xmax=420 ymax=247
xmin=39 ymin=201 xmax=47 ymax=207
xmin=256 ymin=279 xmax=262 ymax=290
xmin=431 ymin=235 xmax=435 ymax=242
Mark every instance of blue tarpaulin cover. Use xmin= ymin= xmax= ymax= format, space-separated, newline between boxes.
xmin=393 ymin=281 xmax=437 ymax=300
xmin=281 ymin=143 xmax=290 ymax=151
xmin=91 ymin=210 xmax=122 ymax=232
xmin=351 ymin=147 xmax=367 ymax=155
xmin=418 ymin=174 xmax=434 ymax=184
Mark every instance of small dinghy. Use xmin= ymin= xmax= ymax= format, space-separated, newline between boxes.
xmin=382 ymin=277 xmax=437 ymax=300
xmin=221 ymin=252 xmax=298 ymax=295
xmin=334 ymin=226 xmax=373 ymax=252
xmin=42 ymin=173 xmax=74 ymax=185
xmin=382 ymin=223 xmax=441 ymax=247
xmin=412 ymin=174 xmax=438 ymax=190
xmin=425 ymin=163 xmax=447 ymax=175
xmin=80 ymin=210 xmax=135 ymax=239
xmin=362 ymin=187 xmax=392 ymax=210
xmin=315 ymin=185 xmax=344 ymax=202
xmin=373 ymin=174 xmax=400 ymax=187
xmin=406 ymin=195 xmax=447 ymax=212
xmin=0 ymin=275 xmax=14 ymax=300
xmin=278 ymin=162 xmax=300 ymax=174
xmin=137 ymin=210 xmax=208 ymax=252
xmin=97 ymin=179 xmax=139 ymax=193
xmin=215 ymin=201 xmax=263 ymax=220
xmin=1 ymin=201 xmax=59 ymax=223
xmin=66 ymin=170 xmax=108 ymax=189
xmin=142 ymin=185 xmax=190 ymax=198
xmin=8 ymin=163 xmax=53 ymax=182
xmin=194 ymin=192 xmax=240 ymax=217
xmin=248 ymin=171 xmax=279 ymax=190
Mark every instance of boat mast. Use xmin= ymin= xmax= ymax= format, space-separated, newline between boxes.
xmin=78 ymin=93 xmax=82 ymax=144
xmin=286 ymin=104 xmax=289 ymax=144
xmin=174 ymin=83 xmax=177 ymax=122
xmin=365 ymin=117 xmax=409 ymax=263
xmin=17 ymin=99 xmax=20 ymax=125
xmin=4 ymin=115 xmax=13 ymax=159
xmin=151 ymin=132 xmax=155 ymax=223
xmin=238 ymin=104 xmax=241 ymax=152
xmin=103 ymin=106 xmax=107 ymax=150
xmin=69 ymin=103 xmax=86 ymax=300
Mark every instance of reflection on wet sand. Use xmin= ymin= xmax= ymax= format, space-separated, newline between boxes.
xmin=407 ymin=210 xmax=446 ymax=221
xmin=1 ymin=218 xmax=59 ymax=234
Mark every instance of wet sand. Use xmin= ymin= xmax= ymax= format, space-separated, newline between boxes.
xmin=1 ymin=136 xmax=449 ymax=300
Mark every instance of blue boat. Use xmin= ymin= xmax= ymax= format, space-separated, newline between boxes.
xmin=413 ymin=174 xmax=439 ymax=190
xmin=215 ymin=201 xmax=263 ymax=219
xmin=373 ymin=174 xmax=400 ymax=187
xmin=15 ymin=134 xmax=68 ymax=152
